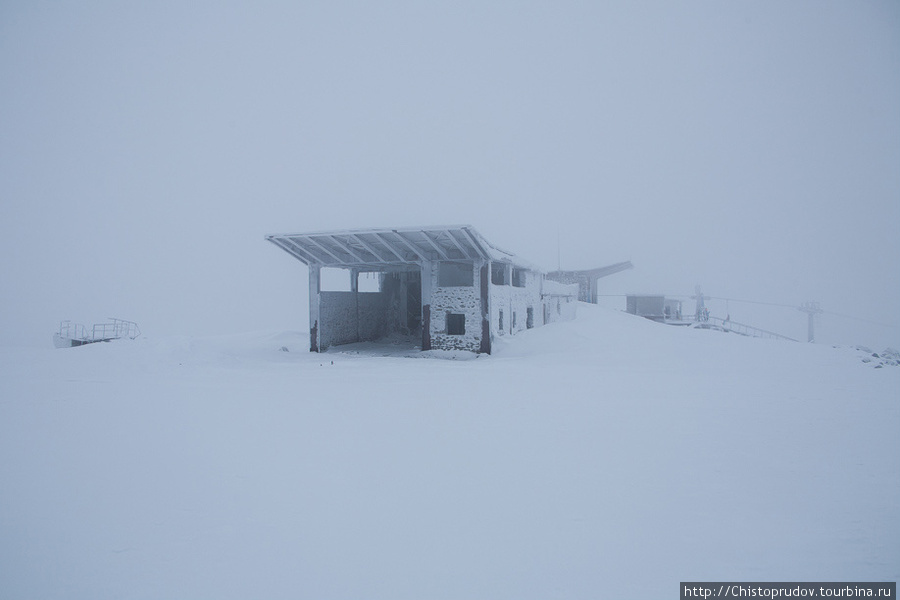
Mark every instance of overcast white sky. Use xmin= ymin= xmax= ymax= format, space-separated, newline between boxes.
xmin=2 ymin=1 xmax=898 ymax=348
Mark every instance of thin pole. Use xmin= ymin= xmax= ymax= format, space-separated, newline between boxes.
xmin=556 ymin=227 xmax=561 ymax=272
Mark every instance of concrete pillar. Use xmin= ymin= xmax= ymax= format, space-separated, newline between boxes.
xmin=479 ymin=260 xmax=491 ymax=354
xmin=421 ymin=260 xmax=433 ymax=350
xmin=399 ymin=272 xmax=409 ymax=331
xmin=308 ymin=265 xmax=321 ymax=352
xmin=351 ymin=268 xmax=359 ymax=342
xmin=506 ymin=264 xmax=513 ymax=334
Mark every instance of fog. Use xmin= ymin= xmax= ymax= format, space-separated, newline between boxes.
xmin=2 ymin=1 xmax=898 ymax=349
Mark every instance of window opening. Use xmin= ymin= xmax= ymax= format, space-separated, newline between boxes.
xmin=446 ymin=313 xmax=466 ymax=335
xmin=358 ymin=271 xmax=381 ymax=292
xmin=320 ymin=267 xmax=353 ymax=291
xmin=512 ymin=269 xmax=526 ymax=288
xmin=491 ymin=263 xmax=509 ymax=285
xmin=438 ymin=262 xmax=473 ymax=287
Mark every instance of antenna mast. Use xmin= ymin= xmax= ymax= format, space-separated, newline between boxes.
xmin=556 ymin=227 xmax=561 ymax=272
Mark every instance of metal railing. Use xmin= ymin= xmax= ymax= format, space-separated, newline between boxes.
xmin=57 ymin=320 xmax=88 ymax=342
xmin=91 ymin=318 xmax=141 ymax=341
xmin=688 ymin=315 xmax=797 ymax=342
xmin=57 ymin=318 xmax=141 ymax=343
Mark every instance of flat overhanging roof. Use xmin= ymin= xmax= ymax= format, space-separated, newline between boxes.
xmin=266 ymin=225 xmax=535 ymax=271
xmin=547 ymin=261 xmax=634 ymax=279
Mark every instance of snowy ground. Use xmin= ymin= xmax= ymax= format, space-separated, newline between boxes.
xmin=1 ymin=304 xmax=897 ymax=599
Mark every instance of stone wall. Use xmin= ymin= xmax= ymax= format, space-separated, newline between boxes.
xmin=428 ymin=262 xmax=484 ymax=352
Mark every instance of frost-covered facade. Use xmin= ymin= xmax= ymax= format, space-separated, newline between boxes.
xmin=266 ymin=225 xmax=579 ymax=354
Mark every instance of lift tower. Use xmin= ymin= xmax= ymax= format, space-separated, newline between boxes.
xmin=692 ymin=285 xmax=707 ymax=321
xmin=798 ymin=301 xmax=823 ymax=342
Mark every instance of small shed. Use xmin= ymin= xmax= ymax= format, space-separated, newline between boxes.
xmin=626 ymin=295 xmax=683 ymax=322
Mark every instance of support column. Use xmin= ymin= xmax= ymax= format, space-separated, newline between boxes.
xmin=421 ymin=260 xmax=433 ymax=350
xmin=308 ymin=265 xmax=321 ymax=352
xmin=506 ymin=264 xmax=513 ymax=334
xmin=351 ymin=268 xmax=359 ymax=342
xmin=399 ymin=272 xmax=409 ymax=332
xmin=479 ymin=260 xmax=491 ymax=354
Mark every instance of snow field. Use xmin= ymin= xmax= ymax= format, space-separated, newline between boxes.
xmin=0 ymin=304 xmax=897 ymax=599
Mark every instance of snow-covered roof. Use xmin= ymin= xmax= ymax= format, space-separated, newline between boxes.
xmin=266 ymin=225 xmax=537 ymax=271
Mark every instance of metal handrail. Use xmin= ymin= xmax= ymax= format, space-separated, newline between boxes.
xmin=58 ymin=320 xmax=88 ymax=341
xmin=689 ymin=315 xmax=797 ymax=342
xmin=57 ymin=318 xmax=141 ymax=343
xmin=91 ymin=318 xmax=141 ymax=341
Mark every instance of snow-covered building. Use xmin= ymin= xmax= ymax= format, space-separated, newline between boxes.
xmin=545 ymin=262 xmax=634 ymax=303
xmin=266 ymin=225 xmax=579 ymax=354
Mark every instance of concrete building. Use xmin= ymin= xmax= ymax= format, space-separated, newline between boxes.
xmin=545 ymin=262 xmax=634 ymax=303
xmin=266 ymin=225 xmax=578 ymax=354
